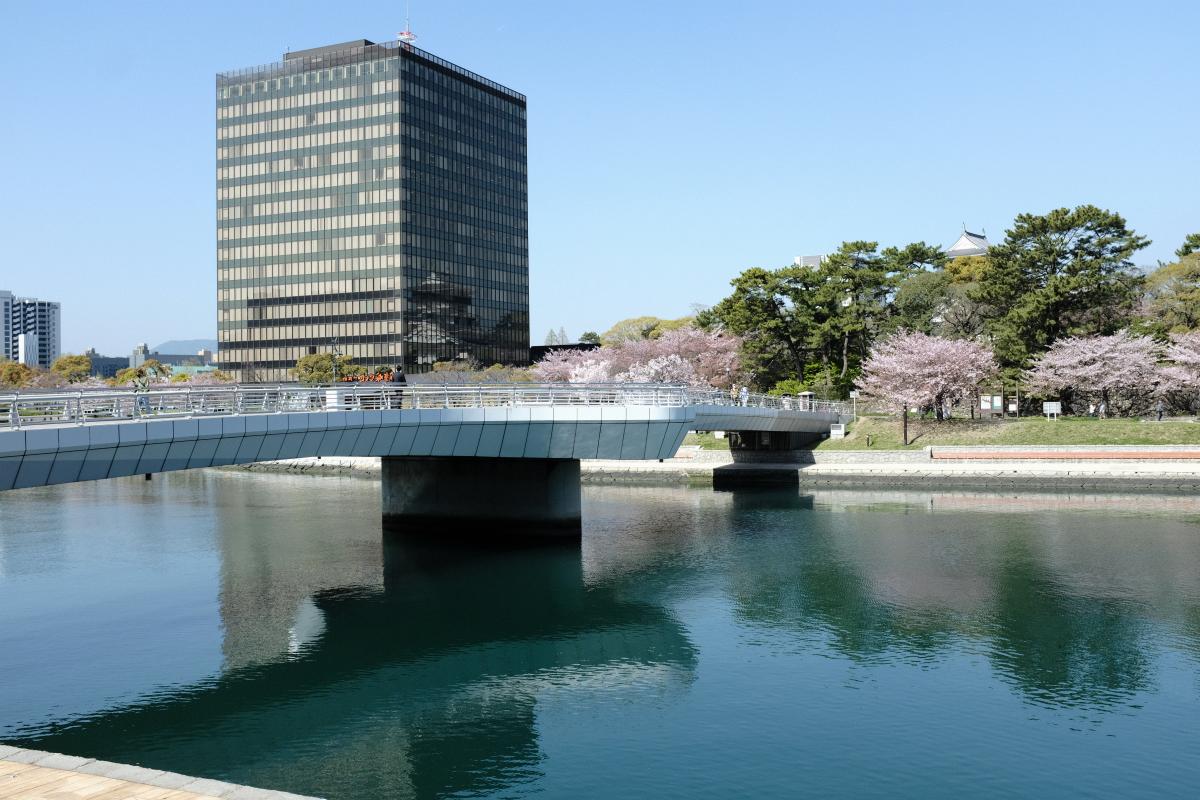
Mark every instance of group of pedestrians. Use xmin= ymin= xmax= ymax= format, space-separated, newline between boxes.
xmin=728 ymin=384 xmax=750 ymax=407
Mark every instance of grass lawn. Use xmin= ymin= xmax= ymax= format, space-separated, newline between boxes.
xmin=814 ymin=414 xmax=1200 ymax=450
xmin=682 ymin=432 xmax=731 ymax=450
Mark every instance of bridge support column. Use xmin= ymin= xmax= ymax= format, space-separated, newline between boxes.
xmin=381 ymin=457 xmax=582 ymax=539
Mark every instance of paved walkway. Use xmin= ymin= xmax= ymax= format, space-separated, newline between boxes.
xmin=0 ymin=746 xmax=318 ymax=800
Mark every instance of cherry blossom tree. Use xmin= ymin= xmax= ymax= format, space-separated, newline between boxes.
xmin=531 ymin=348 xmax=595 ymax=382
xmin=1156 ymin=332 xmax=1200 ymax=413
xmin=616 ymin=354 xmax=698 ymax=385
xmin=857 ymin=331 xmax=996 ymax=444
xmin=1024 ymin=331 xmax=1162 ymax=416
xmin=532 ymin=327 xmax=742 ymax=389
xmin=1166 ymin=332 xmax=1200 ymax=384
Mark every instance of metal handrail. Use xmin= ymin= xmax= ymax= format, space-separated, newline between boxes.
xmin=0 ymin=384 xmax=849 ymax=430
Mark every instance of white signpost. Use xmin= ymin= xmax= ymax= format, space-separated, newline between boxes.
xmin=1043 ymin=401 xmax=1062 ymax=420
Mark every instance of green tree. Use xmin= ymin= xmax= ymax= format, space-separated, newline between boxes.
xmin=578 ymin=331 xmax=601 ymax=345
xmin=698 ymin=265 xmax=824 ymax=388
xmin=1138 ymin=252 xmax=1200 ymax=335
xmin=600 ymin=315 xmax=692 ymax=345
xmin=975 ymin=205 xmax=1149 ymax=367
xmin=50 ymin=354 xmax=92 ymax=384
xmin=890 ymin=255 xmax=990 ymax=340
xmin=811 ymin=241 xmax=898 ymax=380
xmin=882 ymin=241 xmax=946 ymax=275
xmin=294 ymin=353 xmax=357 ymax=384
xmin=889 ymin=270 xmax=951 ymax=334
xmin=768 ymin=378 xmax=808 ymax=396
xmin=1176 ymin=232 xmax=1200 ymax=260
xmin=0 ymin=360 xmax=36 ymax=389
xmin=113 ymin=359 xmax=172 ymax=387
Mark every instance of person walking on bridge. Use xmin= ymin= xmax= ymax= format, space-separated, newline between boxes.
xmin=739 ymin=385 xmax=750 ymax=407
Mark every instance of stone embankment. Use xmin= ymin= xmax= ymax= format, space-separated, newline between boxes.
xmin=229 ymin=445 xmax=1200 ymax=490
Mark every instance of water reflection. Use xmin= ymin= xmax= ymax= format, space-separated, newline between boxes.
xmin=11 ymin=520 xmax=696 ymax=799
xmin=722 ymin=487 xmax=1200 ymax=709
xmin=3 ymin=478 xmax=1200 ymax=799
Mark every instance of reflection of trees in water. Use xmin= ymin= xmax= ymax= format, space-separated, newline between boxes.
xmin=16 ymin=536 xmax=698 ymax=800
xmin=988 ymin=539 xmax=1151 ymax=708
xmin=724 ymin=493 xmax=1174 ymax=709
xmin=728 ymin=510 xmax=955 ymax=663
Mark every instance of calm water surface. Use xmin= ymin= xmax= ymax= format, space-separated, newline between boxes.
xmin=2 ymin=472 xmax=1200 ymax=798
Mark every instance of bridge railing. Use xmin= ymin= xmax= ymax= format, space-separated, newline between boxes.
xmin=0 ymin=384 xmax=848 ymax=429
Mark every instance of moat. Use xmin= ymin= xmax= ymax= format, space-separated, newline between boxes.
xmin=2 ymin=472 xmax=1199 ymax=799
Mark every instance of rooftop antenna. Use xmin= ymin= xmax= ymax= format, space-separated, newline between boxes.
xmin=398 ymin=1 xmax=417 ymax=48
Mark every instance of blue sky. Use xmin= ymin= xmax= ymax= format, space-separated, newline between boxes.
xmin=1 ymin=0 xmax=1196 ymax=355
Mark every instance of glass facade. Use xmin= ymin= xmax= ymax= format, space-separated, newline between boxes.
xmin=216 ymin=39 xmax=528 ymax=382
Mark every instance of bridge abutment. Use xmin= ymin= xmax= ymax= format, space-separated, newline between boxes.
xmin=381 ymin=457 xmax=582 ymax=539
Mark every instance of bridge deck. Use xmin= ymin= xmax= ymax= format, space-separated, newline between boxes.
xmin=0 ymin=384 xmax=847 ymax=491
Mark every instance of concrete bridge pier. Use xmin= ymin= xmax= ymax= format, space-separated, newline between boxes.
xmin=381 ymin=457 xmax=582 ymax=539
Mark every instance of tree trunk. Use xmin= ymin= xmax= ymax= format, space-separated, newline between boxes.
xmin=840 ymin=331 xmax=850 ymax=378
xmin=901 ymin=407 xmax=909 ymax=446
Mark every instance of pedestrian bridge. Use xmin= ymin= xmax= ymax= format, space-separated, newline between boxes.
xmin=0 ymin=383 xmax=847 ymax=536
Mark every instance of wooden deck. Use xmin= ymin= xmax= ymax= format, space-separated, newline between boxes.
xmin=0 ymin=747 xmax=319 ymax=800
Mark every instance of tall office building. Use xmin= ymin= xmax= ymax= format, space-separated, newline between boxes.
xmin=0 ymin=291 xmax=12 ymax=363
xmin=216 ymin=38 xmax=529 ymax=382
xmin=0 ymin=291 xmax=60 ymax=368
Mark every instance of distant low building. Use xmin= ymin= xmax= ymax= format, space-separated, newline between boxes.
xmin=529 ymin=342 xmax=601 ymax=363
xmin=84 ymin=348 xmax=130 ymax=379
xmin=794 ymin=255 xmax=826 ymax=268
xmin=945 ymin=230 xmax=990 ymax=259
xmin=131 ymin=342 xmax=215 ymax=369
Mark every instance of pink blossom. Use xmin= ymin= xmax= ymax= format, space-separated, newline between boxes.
xmin=616 ymin=354 xmax=698 ymax=385
xmin=1025 ymin=331 xmax=1162 ymax=413
xmin=857 ymin=331 xmax=996 ymax=413
xmin=568 ymin=359 xmax=613 ymax=383
xmin=1166 ymin=332 xmax=1200 ymax=385
xmin=532 ymin=327 xmax=743 ymax=389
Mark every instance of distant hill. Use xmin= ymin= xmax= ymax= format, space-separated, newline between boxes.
xmin=152 ymin=339 xmax=218 ymax=354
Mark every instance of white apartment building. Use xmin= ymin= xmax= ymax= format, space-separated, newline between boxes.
xmin=1 ymin=291 xmax=61 ymax=369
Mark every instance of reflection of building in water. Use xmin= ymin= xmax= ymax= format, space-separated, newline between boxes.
xmin=212 ymin=472 xmax=385 ymax=670
xmin=28 ymin=535 xmax=697 ymax=800
xmin=580 ymin=486 xmax=741 ymax=583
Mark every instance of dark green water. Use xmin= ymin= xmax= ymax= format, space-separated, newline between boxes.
xmin=2 ymin=473 xmax=1200 ymax=798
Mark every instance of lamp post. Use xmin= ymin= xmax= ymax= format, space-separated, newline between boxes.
xmin=330 ymin=338 xmax=342 ymax=384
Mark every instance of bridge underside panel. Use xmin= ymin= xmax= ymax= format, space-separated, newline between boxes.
xmin=692 ymin=406 xmax=842 ymax=434
xmin=381 ymin=456 xmax=582 ymax=538
xmin=0 ymin=407 xmax=698 ymax=491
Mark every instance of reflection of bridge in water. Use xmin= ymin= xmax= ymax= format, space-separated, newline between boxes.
xmin=12 ymin=517 xmax=697 ymax=800
xmin=0 ymin=384 xmax=847 ymax=536
xmin=5 ymin=477 xmax=1200 ymax=796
